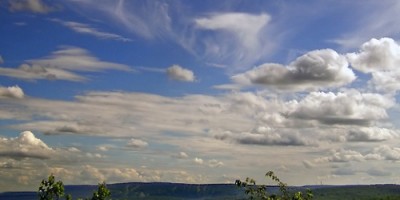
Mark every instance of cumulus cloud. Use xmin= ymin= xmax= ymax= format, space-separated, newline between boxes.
xmin=348 ymin=38 xmax=400 ymax=73
xmin=214 ymin=126 xmax=311 ymax=146
xmin=172 ymin=152 xmax=189 ymax=159
xmin=346 ymin=127 xmax=398 ymax=142
xmin=368 ymin=145 xmax=400 ymax=161
xmin=208 ymin=159 xmax=224 ymax=168
xmin=126 ymin=138 xmax=148 ymax=148
xmin=8 ymin=0 xmax=56 ymax=14
xmin=316 ymin=149 xmax=364 ymax=163
xmin=97 ymin=145 xmax=111 ymax=152
xmin=51 ymin=19 xmax=132 ymax=42
xmin=233 ymin=49 xmax=355 ymax=91
xmin=0 ymin=131 xmax=53 ymax=160
xmin=348 ymin=38 xmax=400 ymax=92
xmin=194 ymin=157 xmax=203 ymax=164
xmin=288 ymin=90 xmax=394 ymax=125
xmin=193 ymin=157 xmax=222 ymax=167
xmin=316 ymin=145 xmax=400 ymax=164
xmin=0 ymin=46 xmax=131 ymax=82
xmin=166 ymin=65 xmax=195 ymax=82
xmin=2 ymin=88 xmax=395 ymax=148
xmin=0 ymin=85 xmax=24 ymax=99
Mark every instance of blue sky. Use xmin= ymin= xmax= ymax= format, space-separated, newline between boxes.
xmin=1 ymin=0 xmax=400 ymax=191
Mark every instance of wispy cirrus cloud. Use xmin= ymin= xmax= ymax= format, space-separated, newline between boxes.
xmin=50 ymin=19 xmax=132 ymax=42
xmin=332 ymin=1 xmax=400 ymax=49
xmin=8 ymin=0 xmax=57 ymax=14
xmin=63 ymin=0 xmax=279 ymax=69
xmin=193 ymin=12 xmax=272 ymax=68
xmin=0 ymin=46 xmax=132 ymax=82
xmin=65 ymin=0 xmax=173 ymax=40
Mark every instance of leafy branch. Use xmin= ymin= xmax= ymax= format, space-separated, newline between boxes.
xmin=235 ymin=171 xmax=313 ymax=200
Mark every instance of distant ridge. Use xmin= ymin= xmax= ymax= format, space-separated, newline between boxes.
xmin=1 ymin=183 xmax=400 ymax=200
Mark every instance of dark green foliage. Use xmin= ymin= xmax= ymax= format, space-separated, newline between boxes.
xmin=88 ymin=182 xmax=111 ymax=200
xmin=38 ymin=175 xmax=110 ymax=200
xmin=6 ymin=182 xmax=400 ymax=199
xmin=107 ymin=182 xmax=244 ymax=199
xmin=312 ymin=185 xmax=400 ymax=200
xmin=38 ymin=174 xmax=71 ymax=200
xmin=235 ymin=171 xmax=313 ymax=200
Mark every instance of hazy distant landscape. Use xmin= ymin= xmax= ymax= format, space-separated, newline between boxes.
xmin=2 ymin=182 xmax=400 ymax=200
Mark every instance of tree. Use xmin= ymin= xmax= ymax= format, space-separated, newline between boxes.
xmin=87 ymin=182 xmax=111 ymax=200
xmin=235 ymin=171 xmax=313 ymax=200
xmin=38 ymin=174 xmax=71 ymax=200
xmin=38 ymin=174 xmax=110 ymax=200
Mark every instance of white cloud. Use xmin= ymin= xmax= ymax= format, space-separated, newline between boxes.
xmin=8 ymin=0 xmax=56 ymax=14
xmin=333 ymin=1 xmax=400 ymax=49
xmin=0 ymin=46 xmax=131 ymax=82
xmin=0 ymin=131 xmax=53 ymax=160
xmin=369 ymin=145 xmax=400 ymax=161
xmin=288 ymin=90 xmax=394 ymax=125
xmin=0 ymin=85 xmax=398 ymax=188
xmin=346 ymin=127 xmax=398 ymax=142
xmin=348 ymin=38 xmax=400 ymax=73
xmin=316 ymin=145 xmax=400 ymax=165
xmin=232 ymin=49 xmax=355 ymax=91
xmin=1 ymin=88 xmax=395 ymax=149
xmin=166 ymin=65 xmax=195 ymax=82
xmin=194 ymin=12 xmax=272 ymax=68
xmin=0 ymin=64 xmax=86 ymax=82
xmin=348 ymin=38 xmax=400 ymax=92
xmin=63 ymin=1 xmax=280 ymax=69
xmin=208 ymin=159 xmax=223 ymax=168
xmin=195 ymin=12 xmax=269 ymax=49
xmin=0 ymin=85 xmax=24 ymax=99
xmin=194 ymin=157 xmax=203 ymax=164
xmin=316 ymin=149 xmax=364 ymax=163
xmin=67 ymin=147 xmax=81 ymax=153
xmin=64 ymin=0 xmax=172 ymax=40
xmin=126 ymin=138 xmax=148 ymax=148
xmin=97 ymin=145 xmax=111 ymax=152
xmin=51 ymin=19 xmax=132 ymax=42
xmin=28 ymin=46 xmax=130 ymax=72
xmin=214 ymin=127 xmax=311 ymax=146
xmin=172 ymin=152 xmax=189 ymax=159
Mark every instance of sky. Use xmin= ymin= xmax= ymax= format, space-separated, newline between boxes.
xmin=1 ymin=0 xmax=400 ymax=192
